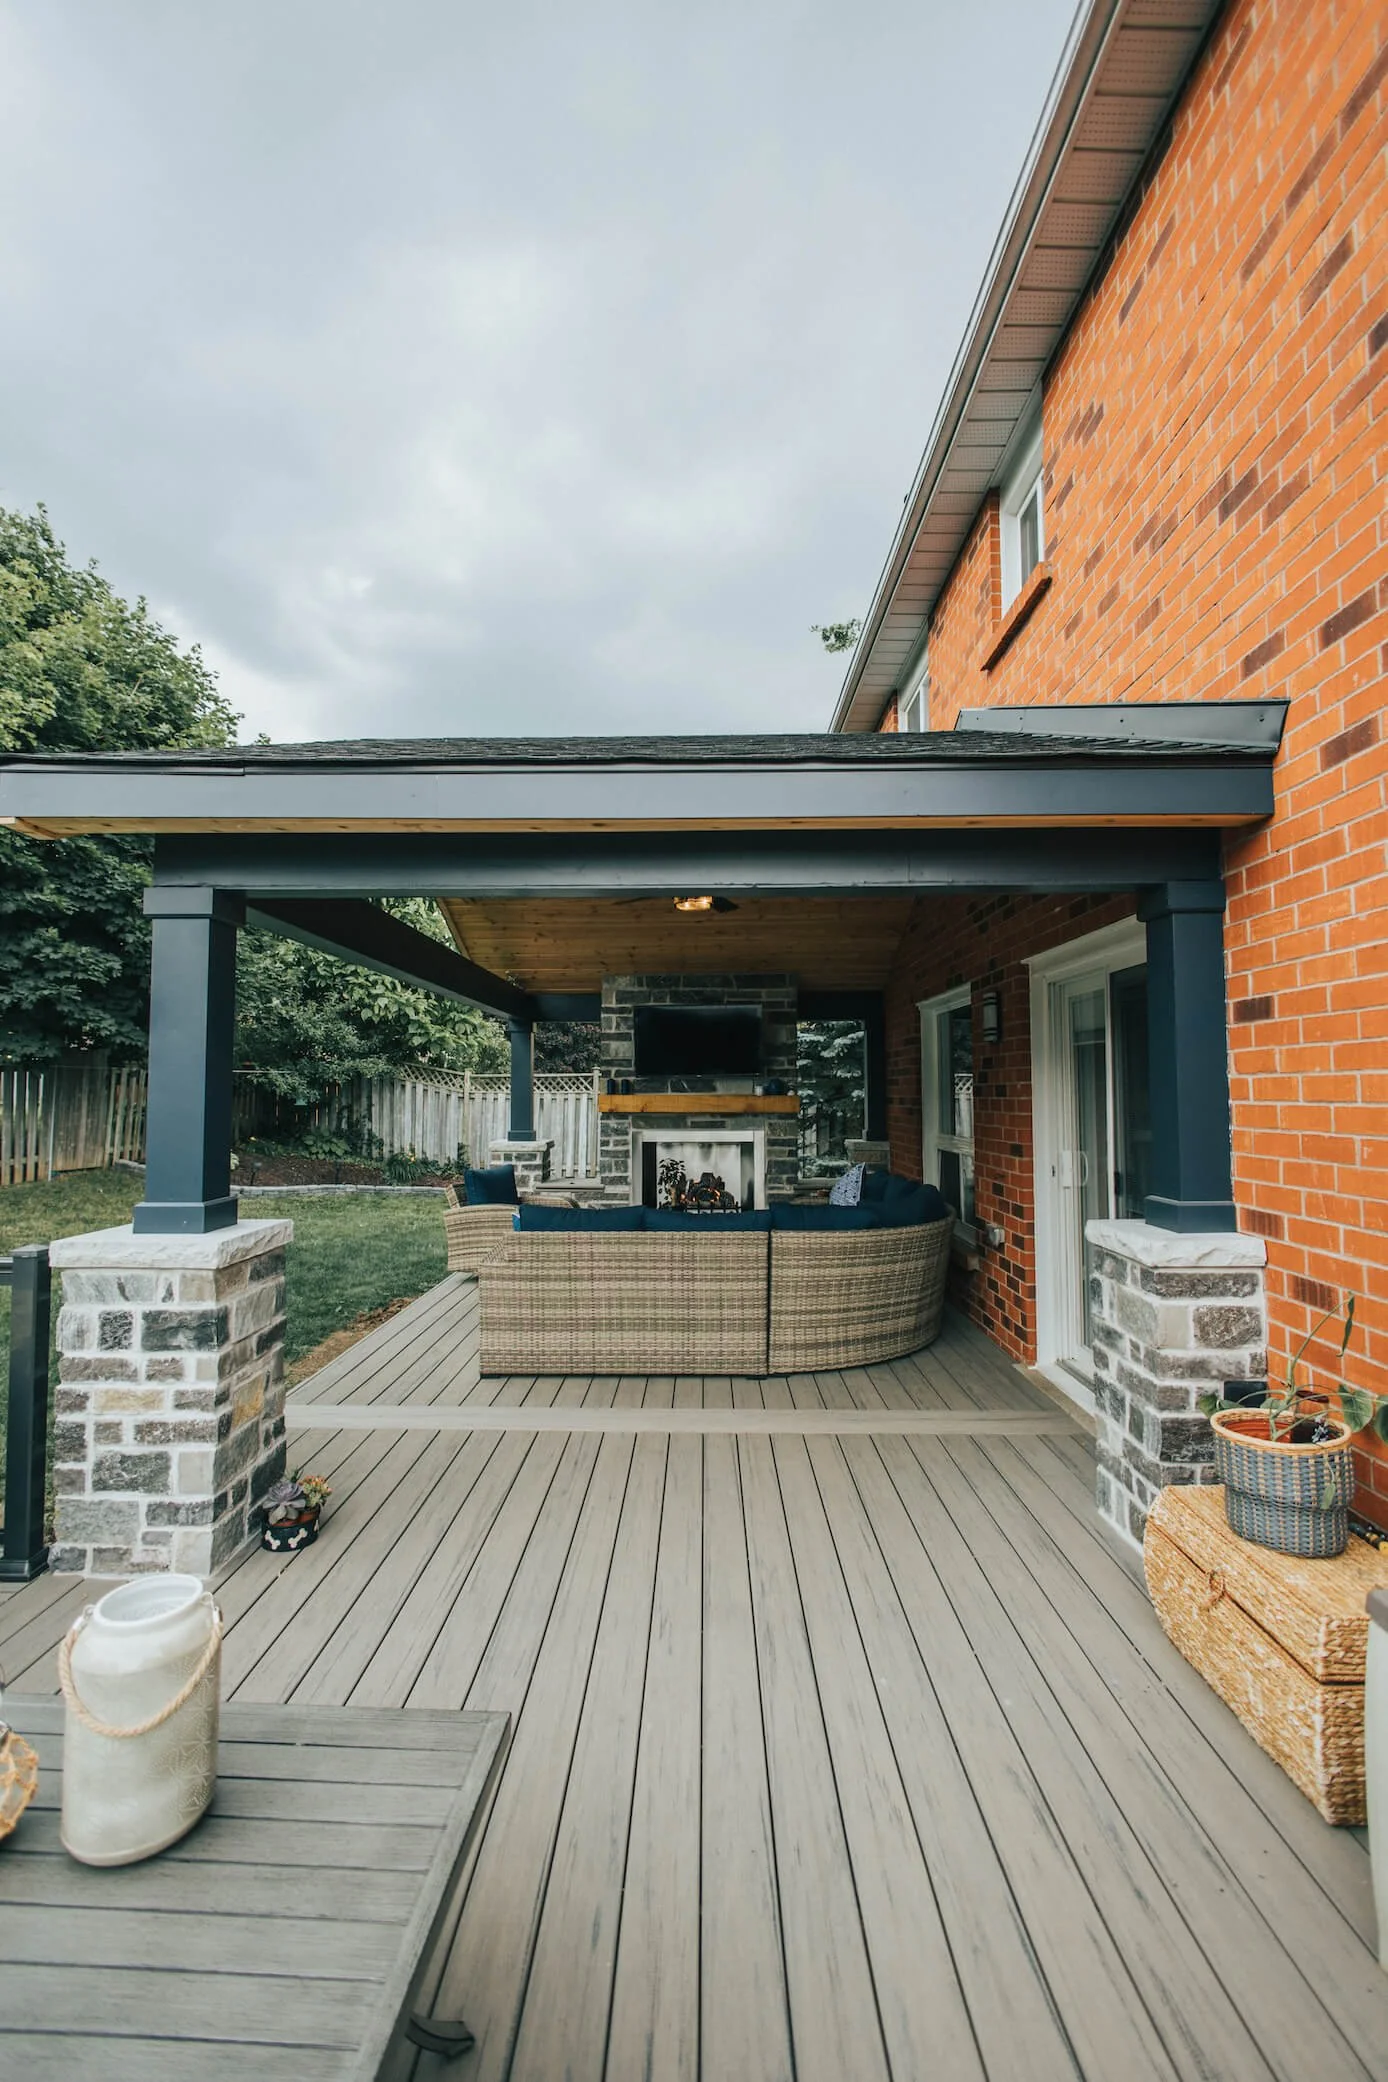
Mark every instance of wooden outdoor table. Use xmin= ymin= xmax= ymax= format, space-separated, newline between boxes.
xmin=0 ymin=1697 xmax=508 ymax=2081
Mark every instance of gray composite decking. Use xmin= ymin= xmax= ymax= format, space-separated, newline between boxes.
xmin=3 ymin=1279 xmax=1386 ymax=2082
xmin=0 ymin=1699 xmax=508 ymax=2082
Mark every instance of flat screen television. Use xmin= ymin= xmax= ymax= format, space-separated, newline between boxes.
xmin=633 ymin=1005 xmax=764 ymax=1078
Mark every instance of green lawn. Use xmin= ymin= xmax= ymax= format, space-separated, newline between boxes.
xmin=0 ymin=1171 xmax=448 ymax=1488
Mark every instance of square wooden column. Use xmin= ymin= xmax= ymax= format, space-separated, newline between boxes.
xmin=1139 ymin=880 xmax=1237 ymax=1234
xmin=133 ymin=887 xmax=241 ymax=1235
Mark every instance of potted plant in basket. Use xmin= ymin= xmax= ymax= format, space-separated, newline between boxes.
xmin=261 ymin=1472 xmax=332 ymax=1552
xmin=1199 ymin=1299 xmax=1387 ymax=1558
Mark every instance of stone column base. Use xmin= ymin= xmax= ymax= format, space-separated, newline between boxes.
xmin=48 ymin=1219 xmax=293 ymax=1577
xmin=1085 ymin=1219 xmax=1267 ymax=1550
xmin=845 ymin=1139 xmax=891 ymax=1171
xmin=488 ymin=1138 xmax=554 ymax=1192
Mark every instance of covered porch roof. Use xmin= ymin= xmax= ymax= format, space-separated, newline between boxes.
xmin=0 ymin=723 xmax=1274 ymax=839
xmin=0 ymin=716 xmax=1274 ymax=1237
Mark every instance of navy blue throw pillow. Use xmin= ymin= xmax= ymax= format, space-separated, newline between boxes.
xmin=644 ymin=1208 xmax=772 ymax=1231
xmin=879 ymin=1182 xmax=952 ymax=1227
xmin=770 ymin=1203 xmax=881 ymax=1230
xmin=858 ymin=1167 xmax=892 ymax=1204
xmin=464 ymin=1163 xmax=519 ymax=1206
xmin=517 ymin=1204 xmax=645 ymax=1231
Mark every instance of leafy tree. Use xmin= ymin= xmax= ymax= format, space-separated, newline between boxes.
xmin=235 ymin=899 xmax=508 ymax=1102
xmin=0 ymin=505 xmax=237 ymax=1062
xmin=811 ymin=618 xmax=862 ymax=654
xmin=535 ymin=1022 xmax=599 ymax=1073
xmin=0 ymin=504 xmax=509 ymax=1091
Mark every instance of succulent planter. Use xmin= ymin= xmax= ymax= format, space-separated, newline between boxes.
xmin=262 ymin=1506 xmax=322 ymax=1553
xmin=1210 ymin=1409 xmax=1356 ymax=1559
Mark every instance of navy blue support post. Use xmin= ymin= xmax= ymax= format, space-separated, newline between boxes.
xmin=0 ymin=1245 xmax=52 ymax=1581
xmin=133 ymin=887 xmax=242 ymax=1234
xmin=1139 ymin=880 xmax=1236 ymax=1233
xmin=862 ymin=997 xmax=887 ymax=1142
xmin=508 ymin=1019 xmax=536 ymax=1140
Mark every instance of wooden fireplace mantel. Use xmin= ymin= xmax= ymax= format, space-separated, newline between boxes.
xmin=597 ymin=1093 xmax=800 ymax=1116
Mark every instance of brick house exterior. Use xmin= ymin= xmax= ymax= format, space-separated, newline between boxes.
xmin=838 ymin=0 xmax=1388 ymax=1524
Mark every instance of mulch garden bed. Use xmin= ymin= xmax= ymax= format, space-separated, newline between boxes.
xmin=233 ymin=1153 xmax=463 ymax=1188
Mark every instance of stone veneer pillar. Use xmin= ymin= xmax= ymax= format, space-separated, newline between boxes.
xmin=1085 ymin=1218 xmax=1267 ymax=1550
xmin=48 ymin=1219 xmax=292 ymax=1576
xmin=487 ymin=1138 xmax=554 ymax=1192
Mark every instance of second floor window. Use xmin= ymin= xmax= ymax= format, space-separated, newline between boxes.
xmin=1000 ymin=416 xmax=1044 ymax=610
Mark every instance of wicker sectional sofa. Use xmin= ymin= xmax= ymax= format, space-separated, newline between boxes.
xmin=443 ymin=1199 xmax=952 ymax=1376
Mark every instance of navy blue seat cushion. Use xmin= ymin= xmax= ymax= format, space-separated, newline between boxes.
xmin=463 ymin=1163 xmax=519 ymax=1206
xmin=644 ymin=1208 xmax=772 ymax=1232
xmin=878 ymin=1181 xmax=952 ymax=1227
xmin=517 ymin=1203 xmax=645 ymax=1231
xmin=770 ymin=1203 xmax=882 ymax=1230
xmin=858 ymin=1167 xmax=892 ymax=1203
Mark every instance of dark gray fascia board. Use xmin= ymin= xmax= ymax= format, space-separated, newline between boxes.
xmin=151 ymin=826 xmax=1225 ymax=900
xmin=532 ymin=994 xmax=602 ymax=1022
xmin=242 ymin=896 xmax=535 ymax=1022
xmin=955 ymin=700 xmax=1288 ymax=751
xmin=1 ymin=739 xmax=1271 ymax=831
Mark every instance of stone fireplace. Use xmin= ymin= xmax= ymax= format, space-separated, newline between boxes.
xmin=599 ymin=974 xmax=798 ymax=1205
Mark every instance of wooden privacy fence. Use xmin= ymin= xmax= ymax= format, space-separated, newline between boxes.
xmin=0 ymin=1063 xmax=147 ymax=1187
xmin=460 ymin=1075 xmax=601 ymax=1180
xmin=249 ymin=1071 xmax=601 ymax=1177
xmin=1 ymin=1062 xmax=601 ymax=1182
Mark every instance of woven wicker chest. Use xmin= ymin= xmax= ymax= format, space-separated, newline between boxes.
xmin=1144 ymin=1485 xmax=1388 ymax=1825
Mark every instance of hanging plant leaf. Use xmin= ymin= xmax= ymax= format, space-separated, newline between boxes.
xmin=1337 ymin=1386 xmax=1376 ymax=1435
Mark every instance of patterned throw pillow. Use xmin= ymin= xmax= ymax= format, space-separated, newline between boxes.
xmin=828 ymin=1162 xmax=866 ymax=1207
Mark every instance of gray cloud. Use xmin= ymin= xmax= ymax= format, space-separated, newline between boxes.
xmin=0 ymin=0 xmax=1079 ymax=740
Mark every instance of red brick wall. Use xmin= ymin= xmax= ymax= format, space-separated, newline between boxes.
xmin=893 ymin=0 xmax=1388 ymax=1507
xmin=885 ymin=892 xmax=1133 ymax=1361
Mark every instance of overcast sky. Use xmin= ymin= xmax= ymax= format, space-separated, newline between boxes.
xmin=1 ymin=1 xmax=1079 ymax=742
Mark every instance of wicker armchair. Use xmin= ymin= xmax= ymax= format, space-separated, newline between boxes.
xmin=443 ymin=1195 xmax=517 ymax=1274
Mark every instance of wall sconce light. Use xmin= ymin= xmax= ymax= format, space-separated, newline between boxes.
xmin=981 ymin=991 xmax=1002 ymax=1045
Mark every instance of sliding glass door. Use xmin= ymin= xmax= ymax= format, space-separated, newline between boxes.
xmin=1033 ymin=932 xmax=1151 ymax=1385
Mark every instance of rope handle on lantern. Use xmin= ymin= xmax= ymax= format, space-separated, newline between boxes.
xmin=58 ymin=1605 xmax=223 ymax=1740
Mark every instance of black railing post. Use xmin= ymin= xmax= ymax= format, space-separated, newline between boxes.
xmin=1 ymin=1244 xmax=51 ymax=1582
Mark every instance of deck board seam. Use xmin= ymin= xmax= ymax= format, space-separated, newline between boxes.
xmin=902 ymin=1434 xmax=1298 ymax=2082
xmin=863 ymin=1433 xmax=1189 ymax=2082
xmin=959 ymin=1434 xmax=1381 ymax=1969
xmin=500 ymin=1429 xmax=641 ymax=2080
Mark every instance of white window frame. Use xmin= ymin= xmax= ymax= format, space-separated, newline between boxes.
xmin=919 ymin=986 xmax=976 ymax=1239
xmin=898 ymin=637 xmax=929 ymax=732
xmin=999 ymin=417 xmax=1045 ymax=611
